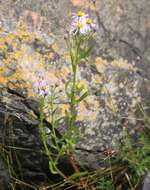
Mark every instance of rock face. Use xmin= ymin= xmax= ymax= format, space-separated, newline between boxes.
xmin=0 ymin=0 xmax=150 ymax=187
xmin=0 ymin=157 xmax=10 ymax=190
xmin=142 ymin=173 xmax=150 ymax=190
xmin=0 ymin=87 xmax=49 ymax=186
xmin=0 ymin=87 xmax=75 ymax=187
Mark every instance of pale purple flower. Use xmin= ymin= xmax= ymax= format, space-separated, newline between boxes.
xmin=70 ymin=11 xmax=96 ymax=35
xmin=71 ymin=16 xmax=89 ymax=35
xmin=33 ymin=79 xmax=51 ymax=97
xmin=86 ymin=18 xmax=96 ymax=30
xmin=72 ymin=11 xmax=88 ymax=21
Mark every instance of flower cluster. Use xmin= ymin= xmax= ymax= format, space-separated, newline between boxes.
xmin=70 ymin=10 xmax=96 ymax=35
xmin=33 ymin=77 xmax=50 ymax=97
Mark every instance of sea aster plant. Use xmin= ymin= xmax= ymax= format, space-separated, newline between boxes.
xmin=36 ymin=9 xmax=97 ymax=185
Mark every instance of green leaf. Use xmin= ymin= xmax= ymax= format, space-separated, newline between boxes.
xmin=51 ymin=108 xmax=57 ymax=115
xmin=50 ymin=144 xmax=57 ymax=150
xmin=49 ymin=161 xmax=58 ymax=174
xmin=65 ymin=80 xmax=71 ymax=98
xmin=55 ymin=148 xmax=64 ymax=163
xmin=69 ymin=171 xmax=88 ymax=180
xmin=54 ymin=116 xmax=65 ymax=127
xmin=79 ymin=46 xmax=93 ymax=61
xmin=76 ymin=84 xmax=84 ymax=94
xmin=76 ymin=91 xmax=88 ymax=103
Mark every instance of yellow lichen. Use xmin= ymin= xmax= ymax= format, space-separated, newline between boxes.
xmin=16 ymin=18 xmax=33 ymax=42
xmin=95 ymin=57 xmax=136 ymax=74
xmin=0 ymin=37 xmax=7 ymax=50
xmin=92 ymin=74 xmax=103 ymax=84
xmin=0 ymin=19 xmax=61 ymax=97
xmin=95 ymin=57 xmax=107 ymax=72
xmin=51 ymin=43 xmax=60 ymax=52
xmin=11 ymin=42 xmax=18 ymax=50
xmin=44 ymin=52 xmax=54 ymax=60
xmin=5 ymin=34 xmax=16 ymax=44
xmin=13 ymin=50 xmax=24 ymax=60
xmin=111 ymin=58 xmax=136 ymax=71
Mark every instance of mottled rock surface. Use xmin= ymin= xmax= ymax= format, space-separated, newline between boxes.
xmin=0 ymin=0 xmax=150 ymax=187
xmin=142 ymin=173 xmax=150 ymax=190
xmin=0 ymin=157 xmax=10 ymax=189
xmin=0 ymin=87 xmax=49 ymax=186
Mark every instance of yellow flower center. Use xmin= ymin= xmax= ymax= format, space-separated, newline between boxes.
xmin=77 ymin=21 xmax=83 ymax=29
xmin=77 ymin=11 xmax=84 ymax=17
xmin=42 ymin=85 xmax=47 ymax=91
xmin=38 ymin=79 xmax=42 ymax=83
xmin=87 ymin=19 xmax=93 ymax=26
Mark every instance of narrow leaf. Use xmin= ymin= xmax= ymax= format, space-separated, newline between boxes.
xmin=76 ymin=91 xmax=88 ymax=103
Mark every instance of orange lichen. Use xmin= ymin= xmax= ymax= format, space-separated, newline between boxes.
xmin=71 ymin=0 xmax=87 ymax=6
xmin=78 ymin=101 xmax=86 ymax=113
xmin=71 ymin=0 xmax=96 ymax=10
xmin=0 ymin=76 xmax=7 ymax=84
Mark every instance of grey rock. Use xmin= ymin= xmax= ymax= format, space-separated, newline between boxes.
xmin=0 ymin=157 xmax=10 ymax=189
xmin=142 ymin=173 xmax=150 ymax=190
xmin=0 ymin=87 xmax=74 ymax=187
xmin=0 ymin=88 xmax=50 ymax=186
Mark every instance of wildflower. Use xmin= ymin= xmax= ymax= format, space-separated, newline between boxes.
xmin=86 ymin=18 xmax=96 ymax=29
xmin=72 ymin=10 xmax=88 ymax=20
xmin=33 ymin=79 xmax=51 ymax=97
xmin=71 ymin=17 xmax=88 ymax=35
xmin=70 ymin=11 xmax=96 ymax=35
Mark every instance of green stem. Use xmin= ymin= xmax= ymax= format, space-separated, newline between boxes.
xmin=70 ymin=35 xmax=80 ymax=130
xmin=40 ymin=97 xmax=65 ymax=176
xmin=50 ymin=89 xmax=59 ymax=149
xmin=39 ymin=97 xmax=53 ymax=163
xmin=70 ymin=67 xmax=77 ymax=125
